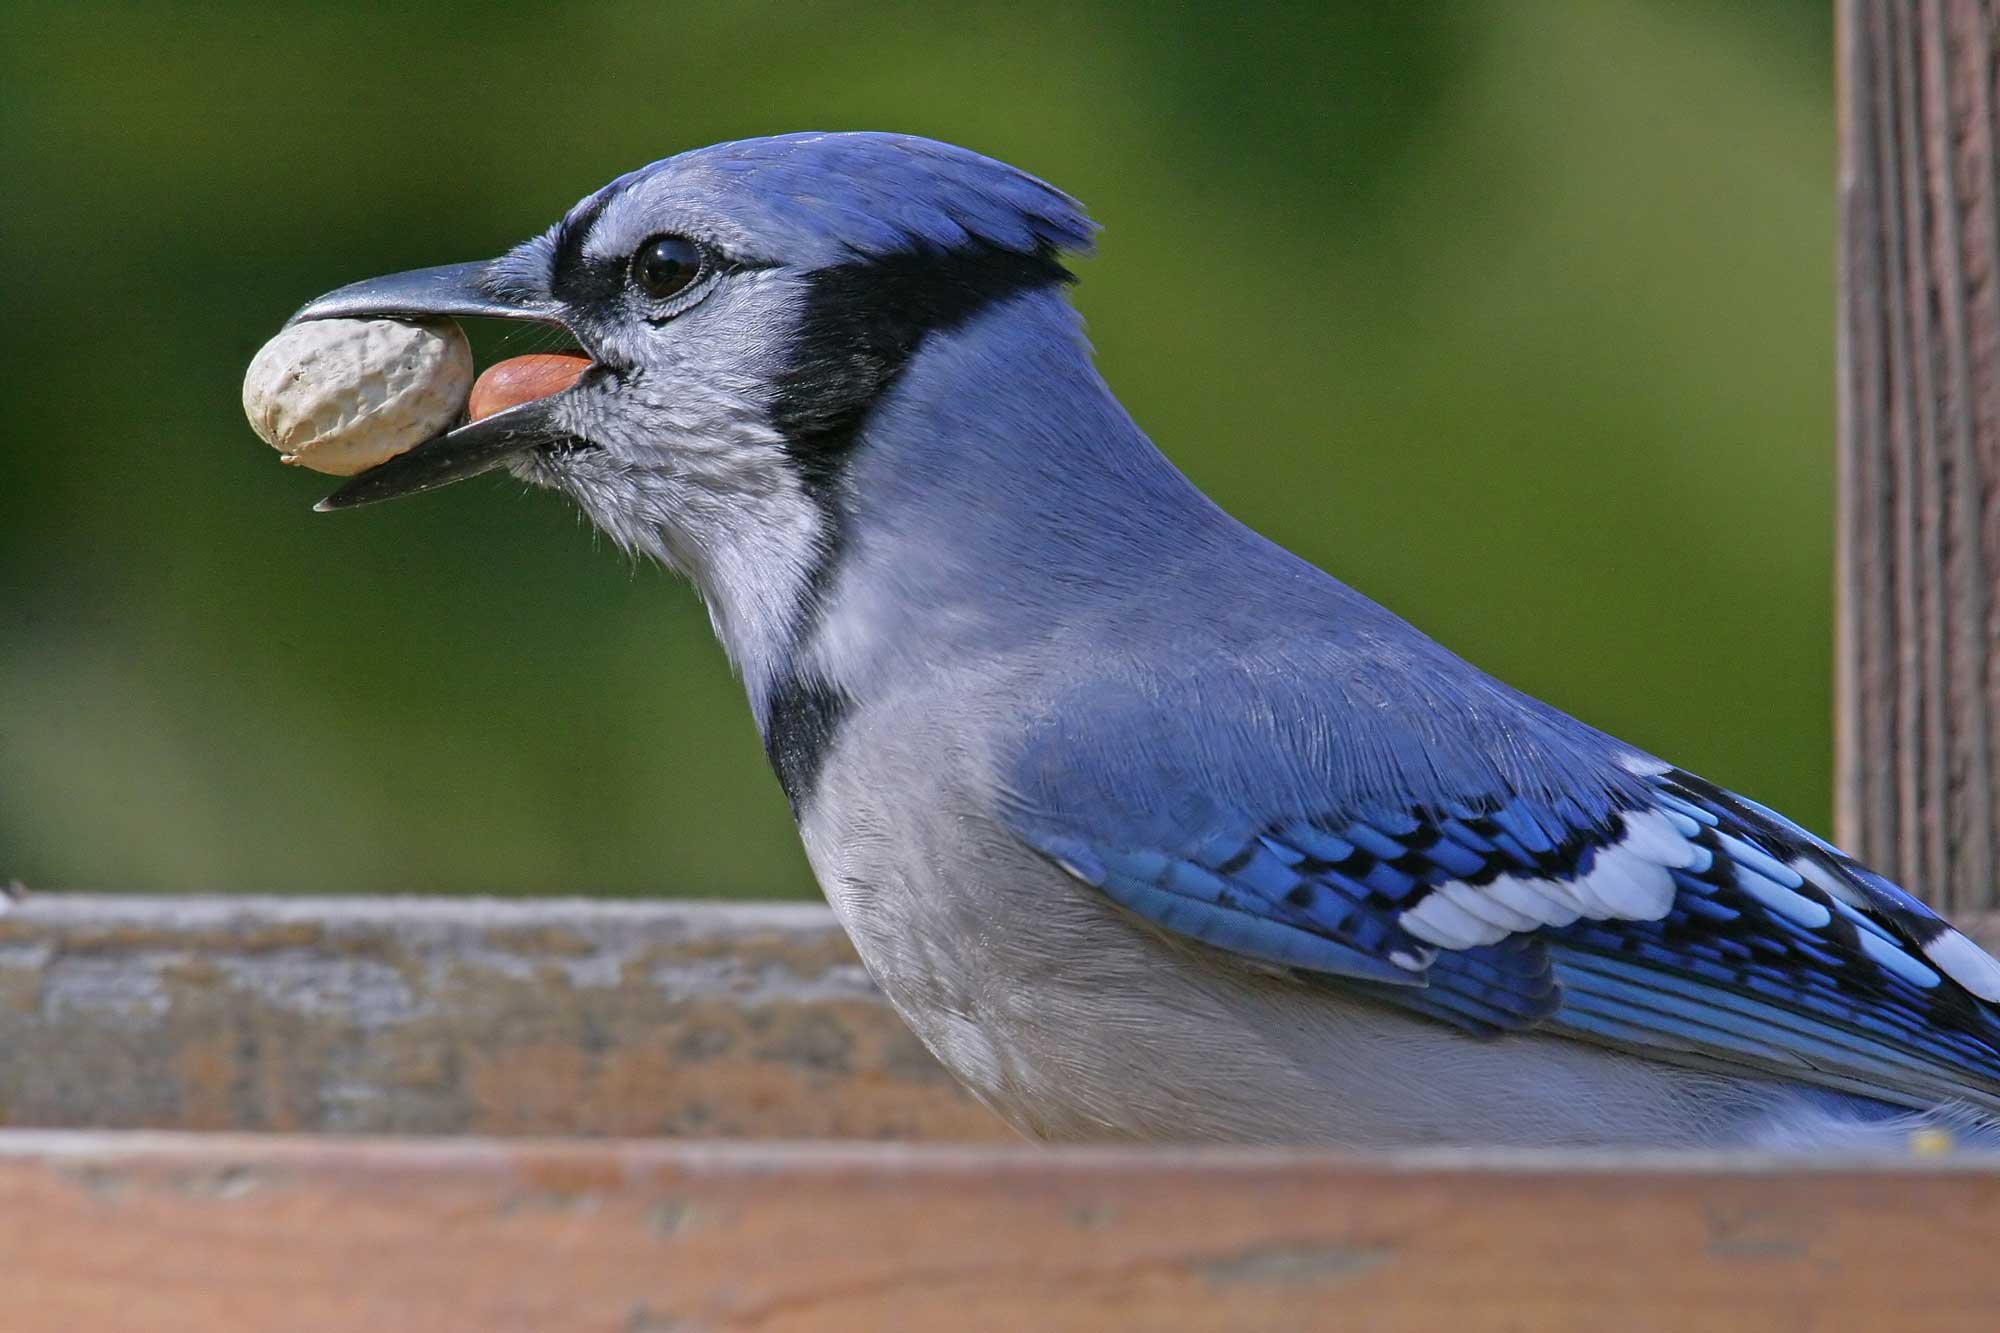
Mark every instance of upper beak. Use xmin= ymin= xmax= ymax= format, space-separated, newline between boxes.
xmin=285 ymin=260 xmax=588 ymax=511
xmin=286 ymin=260 xmax=561 ymax=327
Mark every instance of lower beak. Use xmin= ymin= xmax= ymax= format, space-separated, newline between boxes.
xmin=286 ymin=261 xmax=589 ymax=511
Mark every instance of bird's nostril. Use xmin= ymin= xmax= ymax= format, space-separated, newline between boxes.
xmin=467 ymin=353 xmax=595 ymax=423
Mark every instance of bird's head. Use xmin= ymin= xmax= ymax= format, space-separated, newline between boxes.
xmin=285 ymin=129 xmax=1239 ymax=803
xmin=291 ymin=135 xmax=1097 ymax=639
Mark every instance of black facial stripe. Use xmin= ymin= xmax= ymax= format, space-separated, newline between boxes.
xmin=558 ymin=257 xmax=627 ymax=311
xmin=560 ymin=236 xmax=772 ymax=335
xmin=760 ymin=670 xmax=855 ymax=816
xmin=773 ymin=241 xmax=1072 ymax=626
xmin=770 ymin=241 xmax=1073 ymax=507
xmin=551 ymin=192 xmax=616 ymax=295
xmin=754 ymin=241 xmax=1071 ymax=814
xmin=550 ymin=178 xmax=660 ymax=312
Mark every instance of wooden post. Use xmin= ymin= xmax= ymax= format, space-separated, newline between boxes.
xmin=1837 ymin=0 xmax=2000 ymax=913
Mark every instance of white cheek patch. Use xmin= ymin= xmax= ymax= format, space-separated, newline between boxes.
xmin=534 ymin=383 xmax=829 ymax=695
xmin=1398 ymin=810 xmax=1693 ymax=951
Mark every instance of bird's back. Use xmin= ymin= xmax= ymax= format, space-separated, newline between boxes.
xmin=805 ymin=426 xmax=2000 ymax=1145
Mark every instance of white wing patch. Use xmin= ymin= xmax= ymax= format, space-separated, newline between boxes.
xmin=1398 ymin=809 xmax=1695 ymax=950
xmin=1922 ymin=928 xmax=2000 ymax=1003
xmin=1793 ymin=855 xmax=2000 ymax=1001
xmin=1791 ymin=855 xmax=1874 ymax=913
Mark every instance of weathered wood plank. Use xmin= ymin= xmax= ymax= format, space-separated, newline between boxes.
xmin=0 ymin=896 xmax=1003 ymax=1140
xmin=0 ymin=1132 xmax=1993 ymax=1332
xmin=4 ymin=897 xmax=1999 ymax=1142
xmin=1837 ymin=0 xmax=2000 ymax=912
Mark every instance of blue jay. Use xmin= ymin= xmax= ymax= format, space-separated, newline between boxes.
xmin=290 ymin=132 xmax=2000 ymax=1148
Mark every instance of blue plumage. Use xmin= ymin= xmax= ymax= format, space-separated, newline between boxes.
xmin=1013 ymin=742 xmax=2000 ymax=1113
xmin=535 ymin=132 xmax=1096 ymax=275
xmin=296 ymin=130 xmax=2000 ymax=1145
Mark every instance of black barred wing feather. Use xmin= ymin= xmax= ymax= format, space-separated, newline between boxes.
xmin=1546 ymin=767 xmax=2000 ymax=1111
xmin=1013 ymin=756 xmax=2000 ymax=1114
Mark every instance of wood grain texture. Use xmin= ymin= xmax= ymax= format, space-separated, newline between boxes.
xmin=0 ymin=1132 xmax=1994 ymax=1332
xmin=0 ymin=896 xmax=1004 ymax=1141
xmin=1839 ymin=0 xmax=2000 ymax=912
xmin=3 ymin=897 xmax=2000 ymax=1144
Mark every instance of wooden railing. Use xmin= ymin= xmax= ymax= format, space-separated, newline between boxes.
xmin=2 ymin=1132 xmax=1995 ymax=1332
xmin=0 ymin=896 xmax=1996 ymax=1330
xmin=0 ymin=895 xmax=1000 ymax=1140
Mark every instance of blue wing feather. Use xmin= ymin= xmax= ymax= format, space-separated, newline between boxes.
xmin=1009 ymin=744 xmax=2000 ymax=1113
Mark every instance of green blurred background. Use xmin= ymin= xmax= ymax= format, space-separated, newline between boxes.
xmin=1 ymin=1 xmax=1834 ymax=896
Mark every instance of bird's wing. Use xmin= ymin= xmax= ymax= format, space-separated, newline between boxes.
xmin=999 ymin=678 xmax=2000 ymax=1115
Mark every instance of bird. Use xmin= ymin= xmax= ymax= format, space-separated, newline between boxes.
xmin=288 ymin=131 xmax=2000 ymax=1149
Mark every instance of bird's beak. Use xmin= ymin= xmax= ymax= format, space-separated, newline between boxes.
xmin=286 ymin=261 xmax=588 ymax=511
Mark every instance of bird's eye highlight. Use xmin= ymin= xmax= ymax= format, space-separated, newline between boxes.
xmin=633 ymin=235 xmax=705 ymax=301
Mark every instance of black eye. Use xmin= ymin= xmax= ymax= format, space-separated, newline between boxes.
xmin=633 ymin=235 xmax=705 ymax=301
